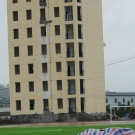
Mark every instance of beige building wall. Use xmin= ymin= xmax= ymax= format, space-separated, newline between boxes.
xmin=7 ymin=0 xmax=106 ymax=115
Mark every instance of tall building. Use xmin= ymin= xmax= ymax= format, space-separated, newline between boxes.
xmin=7 ymin=0 xmax=106 ymax=115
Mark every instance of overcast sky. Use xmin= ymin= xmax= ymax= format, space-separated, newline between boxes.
xmin=1 ymin=0 xmax=135 ymax=92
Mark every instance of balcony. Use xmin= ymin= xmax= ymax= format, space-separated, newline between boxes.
xmin=79 ymin=51 xmax=83 ymax=57
xmin=40 ymin=18 xmax=46 ymax=24
xmin=67 ymin=51 xmax=74 ymax=57
xmin=65 ymin=14 xmax=73 ymax=21
xmin=66 ymin=24 xmax=74 ymax=39
xmin=68 ymin=88 xmax=76 ymax=95
xmin=69 ymin=107 xmax=76 ymax=113
xmin=80 ymin=70 xmax=84 ymax=76
xmin=80 ymin=88 xmax=85 ymax=94
xmin=65 ymin=0 xmax=72 ymax=2
xmin=39 ymin=0 xmax=47 ymax=6
xmin=67 ymin=70 xmax=75 ymax=76
xmin=65 ymin=6 xmax=73 ymax=21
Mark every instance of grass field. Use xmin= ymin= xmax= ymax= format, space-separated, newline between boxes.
xmin=0 ymin=124 xmax=135 ymax=135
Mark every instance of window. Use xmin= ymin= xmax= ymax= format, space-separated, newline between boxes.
xmin=13 ymin=29 xmax=19 ymax=39
xmin=13 ymin=11 xmax=18 ymax=21
xmin=41 ymin=44 xmax=47 ymax=55
xmin=26 ymin=0 xmax=31 ymax=2
xmin=29 ymin=100 xmax=35 ymax=110
xmin=40 ymin=8 xmax=46 ymax=24
xmin=27 ymin=28 xmax=32 ymax=38
xmin=27 ymin=46 xmax=33 ymax=56
xmin=54 ymin=7 xmax=59 ymax=17
xmin=26 ymin=10 xmax=32 ymax=20
xmin=41 ymin=26 xmax=46 ymax=36
xmin=56 ymin=62 xmax=62 ymax=72
xmin=78 ymin=24 xmax=83 ymax=39
xmin=15 ymin=65 xmax=20 ymax=74
xmin=55 ymin=25 xmax=60 ymax=35
xmin=13 ymin=0 xmax=17 ymax=3
xmin=16 ymin=100 xmax=21 ymax=110
xmin=79 ymin=43 xmax=83 ymax=57
xmin=57 ymin=99 xmax=63 ymax=109
xmin=131 ymin=98 xmax=134 ymax=103
xmin=106 ymin=98 xmax=108 ymax=103
xmin=29 ymin=82 xmax=34 ymax=92
xmin=43 ymin=99 xmax=49 ymax=110
xmin=40 ymin=0 xmax=46 ymax=6
xmin=42 ymin=63 xmax=47 ymax=73
xmin=42 ymin=81 xmax=48 ymax=91
xmin=65 ymin=0 xmax=72 ymax=2
xmin=28 ymin=64 xmax=34 ymax=74
xmin=55 ymin=43 xmax=61 ymax=54
xmin=14 ymin=47 xmax=19 ymax=57
xmin=123 ymin=98 xmax=125 ymax=103
xmin=115 ymin=98 xmax=117 ymax=103
xmin=57 ymin=80 xmax=62 ymax=90
xmin=15 ymin=82 xmax=20 ymax=92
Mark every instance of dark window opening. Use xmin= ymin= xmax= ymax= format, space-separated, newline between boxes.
xmin=39 ymin=0 xmax=47 ymax=6
xmin=56 ymin=62 xmax=62 ymax=72
xmin=115 ymin=98 xmax=117 ymax=103
xmin=79 ymin=43 xmax=83 ymax=57
xmin=40 ymin=8 xmax=46 ymax=24
xmin=77 ymin=6 xmax=82 ymax=21
xmin=28 ymin=64 xmax=34 ymax=74
xmin=29 ymin=100 xmax=35 ymax=110
xmin=27 ymin=46 xmax=33 ymax=56
xmin=27 ymin=28 xmax=32 ymax=38
xmin=41 ymin=44 xmax=47 ymax=55
xmin=42 ymin=63 xmax=47 ymax=73
xmin=14 ymin=47 xmax=19 ymax=57
xmin=41 ymin=26 xmax=46 ymax=36
xmin=55 ymin=43 xmax=61 ymax=54
xmin=26 ymin=10 xmax=32 ymax=20
xmin=15 ymin=82 xmax=20 ymax=92
xmin=78 ymin=24 xmax=83 ymax=39
xmin=57 ymin=80 xmax=62 ymax=90
xmin=81 ymin=98 xmax=84 ymax=112
xmin=79 ymin=61 xmax=84 ymax=76
xmin=43 ymin=99 xmax=49 ymax=110
xmin=54 ymin=7 xmax=59 ymax=17
xmin=13 ymin=29 xmax=19 ymax=39
xmin=42 ymin=81 xmax=48 ymax=91
xmin=16 ymin=100 xmax=21 ymax=110
xmin=57 ymin=99 xmax=63 ymax=109
xmin=29 ymin=82 xmax=34 ymax=92
xmin=80 ymin=79 xmax=85 ymax=94
xmin=15 ymin=65 xmax=20 ymax=74
xmin=123 ymin=98 xmax=125 ymax=103
xmin=13 ymin=11 xmax=18 ymax=21
xmin=55 ymin=25 xmax=60 ymax=35
xmin=106 ymin=98 xmax=108 ymax=103
xmin=13 ymin=0 xmax=18 ymax=3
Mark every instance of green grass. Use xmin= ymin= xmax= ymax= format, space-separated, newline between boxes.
xmin=0 ymin=124 xmax=135 ymax=135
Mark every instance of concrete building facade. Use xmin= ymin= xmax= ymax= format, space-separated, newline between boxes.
xmin=7 ymin=0 xmax=105 ymax=115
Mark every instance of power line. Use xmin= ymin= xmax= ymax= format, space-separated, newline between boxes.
xmin=105 ymin=56 xmax=135 ymax=67
xmin=105 ymin=55 xmax=135 ymax=64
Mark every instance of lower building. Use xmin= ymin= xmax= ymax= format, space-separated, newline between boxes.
xmin=106 ymin=92 xmax=135 ymax=107
xmin=0 ymin=85 xmax=10 ymax=116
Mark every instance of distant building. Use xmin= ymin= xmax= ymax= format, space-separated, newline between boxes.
xmin=0 ymin=85 xmax=10 ymax=114
xmin=106 ymin=92 xmax=135 ymax=107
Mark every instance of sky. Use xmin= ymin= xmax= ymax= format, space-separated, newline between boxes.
xmin=0 ymin=0 xmax=135 ymax=92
